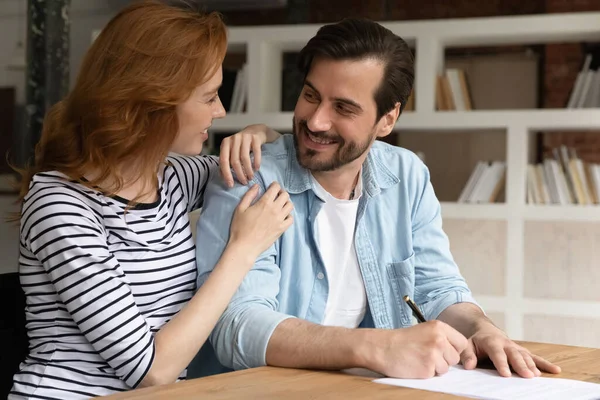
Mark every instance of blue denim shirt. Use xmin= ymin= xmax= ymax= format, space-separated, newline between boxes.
xmin=192 ymin=134 xmax=479 ymax=375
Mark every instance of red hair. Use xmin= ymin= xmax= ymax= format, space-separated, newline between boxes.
xmin=15 ymin=0 xmax=227 ymax=203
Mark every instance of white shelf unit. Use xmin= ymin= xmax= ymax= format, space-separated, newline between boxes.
xmin=214 ymin=12 xmax=600 ymax=347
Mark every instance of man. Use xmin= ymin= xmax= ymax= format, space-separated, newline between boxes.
xmin=192 ymin=18 xmax=560 ymax=379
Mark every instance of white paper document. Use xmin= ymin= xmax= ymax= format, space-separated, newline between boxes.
xmin=373 ymin=366 xmax=600 ymax=400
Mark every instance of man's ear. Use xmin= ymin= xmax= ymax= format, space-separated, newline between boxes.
xmin=377 ymin=102 xmax=401 ymax=139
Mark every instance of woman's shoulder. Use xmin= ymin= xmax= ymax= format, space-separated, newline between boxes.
xmin=19 ymin=172 xmax=109 ymax=241
xmin=23 ymin=171 xmax=106 ymax=212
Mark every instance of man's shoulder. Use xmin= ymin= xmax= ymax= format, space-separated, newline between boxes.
xmin=256 ymin=134 xmax=295 ymax=179
xmin=369 ymin=140 xmax=427 ymax=178
xmin=261 ymin=134 xmax=294 ymax=160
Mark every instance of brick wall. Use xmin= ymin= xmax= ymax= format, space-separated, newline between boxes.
xmin=311 ymin=0 xmax=545 ymax=22
xmin=546 ymin=0 xmax=600 ymax=13
xmin=220 ymin=1 xmax=546 ymax=26
xmin=543 ymin=0 xmax=600 ymax=162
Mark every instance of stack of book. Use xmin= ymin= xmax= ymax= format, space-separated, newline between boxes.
xmin=458 ymin=160 xmax=507 ymax=203
xmin=527 ymin=146 xmax=600 ymax=205
xmin=566 ymin=54 xmax=600 ymax=109
xmin=436 ymin=68 xmax=473 ymax=111
xmin=219 ymin=63 xmax=248 ymax=113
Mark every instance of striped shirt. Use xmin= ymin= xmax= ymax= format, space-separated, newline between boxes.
xmin=9 ymin=155 xmax=219 ymax=400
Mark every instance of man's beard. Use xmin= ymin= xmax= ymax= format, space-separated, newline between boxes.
xmin=292 ymin=117 xmax=375 ymax=172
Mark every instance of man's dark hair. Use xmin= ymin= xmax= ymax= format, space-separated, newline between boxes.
xmin=297 ymin=18 xmax=414 ymax=121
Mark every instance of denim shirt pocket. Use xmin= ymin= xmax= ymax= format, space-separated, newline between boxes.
xmin=386 ymin=253 xmax=416 ymax=326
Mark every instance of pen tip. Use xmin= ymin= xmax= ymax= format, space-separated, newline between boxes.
xmin=403 ymin=295 xmax=410 ymax=301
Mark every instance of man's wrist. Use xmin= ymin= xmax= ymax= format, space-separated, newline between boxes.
xmin=350 ymin=328 xmax=386 ymax=371
xmin=439 ymin=302 xmax=499 ymax=338
xmin=471 ymin=315 xmax=504 ymax=337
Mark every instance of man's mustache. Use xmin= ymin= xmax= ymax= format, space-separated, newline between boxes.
xmin=298 ymin=121 xmax=342 ymax=143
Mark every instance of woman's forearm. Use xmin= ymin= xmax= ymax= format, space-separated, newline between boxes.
xmin=264 ymin=125 xmax=282 ymax=143
xmin=139 ymin=241 xmax=255 ymax=387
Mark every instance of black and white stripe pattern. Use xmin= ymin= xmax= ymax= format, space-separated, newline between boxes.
xmin=9 ymin=155 xmax=218 ymax=400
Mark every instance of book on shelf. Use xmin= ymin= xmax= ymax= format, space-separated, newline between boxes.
xmin=281 ymin=52 xmax=304 ymax=112
xmin=436 ymin=68 xmax=473 ymax=111
xmin=527 ymin=145 xmax=600 ymax=205
xmin=219 ymin=63 xmax=248 ymax=113
xmin=458 ymin=160 xmax=506 ymax=203
xmin=443 ymin=52 xmax=538 ymax=110
xmin=566 ymin=53 xmax=600 ymax=109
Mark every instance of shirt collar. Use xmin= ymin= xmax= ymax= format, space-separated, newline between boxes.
xmin=283 ymin=135 xmax=400 ymax=197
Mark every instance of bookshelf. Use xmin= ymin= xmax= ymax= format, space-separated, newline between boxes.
xmin=210 ymin=11 xmax=600 ymax=348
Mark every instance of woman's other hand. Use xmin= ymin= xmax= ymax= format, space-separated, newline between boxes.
xmin=228 ymin=182 xmax=293 ymax=260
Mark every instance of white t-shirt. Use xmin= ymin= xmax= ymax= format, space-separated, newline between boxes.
xmin=310 ymin=173 xmax=368 ymax=329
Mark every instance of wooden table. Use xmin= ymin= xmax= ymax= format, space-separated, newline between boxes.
xmin=102 ymin=342 xmax=600 ymax=399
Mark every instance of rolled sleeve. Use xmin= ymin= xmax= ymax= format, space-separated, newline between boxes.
xmin=195 ymin=174 xmax=291 ymax=370
xmin=410 ymin=162 xmax=484 ymax=321
xmin=217 ymin=305 xmax=292 ymax=370
xmin=420 ymin=290 xmax=482 ymax=321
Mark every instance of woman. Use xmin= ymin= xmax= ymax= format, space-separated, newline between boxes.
xmin=9 ymin=1 xmax=292 ymax=399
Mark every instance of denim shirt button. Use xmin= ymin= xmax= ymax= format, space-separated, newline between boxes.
xmin=316 ymin=272 xmax=324 ymax=280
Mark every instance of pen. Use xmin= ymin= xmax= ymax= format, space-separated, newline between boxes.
xmin=403 ymin=295 xmax=426 ymax=323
